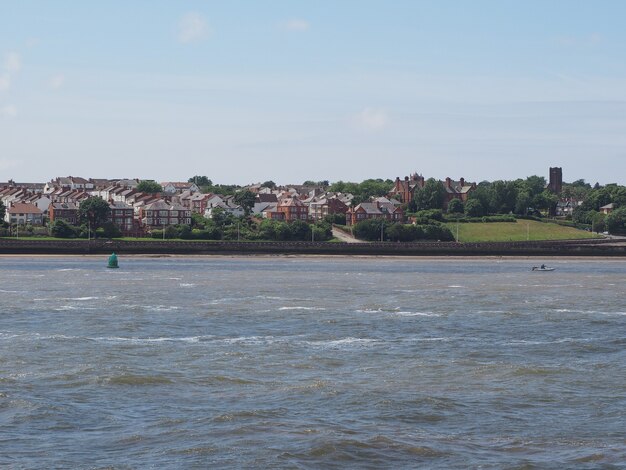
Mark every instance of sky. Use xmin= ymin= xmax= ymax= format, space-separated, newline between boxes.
xmin=1 ymin=0 xmax=626 ymax=185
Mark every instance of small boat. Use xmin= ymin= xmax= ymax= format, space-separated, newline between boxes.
xmin=107 ymin=252 xmax=119 ymax=269
xmin=531 ymin=266 xmax=555 ymax=272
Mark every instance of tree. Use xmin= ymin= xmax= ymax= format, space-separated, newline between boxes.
xmin=533 ymin=190 xmax=559 ymax=215
xmin=262 ymin=180 xmax=276 ymax=189
xmin=137 ymin=180 xmax=163 ymax=194
xmin=386 ymin=223 xmax=423 ymax=242
xmin=234 ymin=190 xmax=256 ymax=216
xmin=353 ymin=219 xmax=388 ymax=241
xmin=606 ymin=207 xmax=626 ymax=233
xmin=591 ymin=212 xmax=606 ymax=233
xmin=464 ymin=199 xmax=485 ymax=217
xmin=514 ymin=190 xmax=532 ymax=215
xmin=98 ymin=221 xmax=122 ymax=238
xmin=447 ymin=198 xmax=464 ymax=214
xmin=328 ymin=179 xmax=393 ymax=203
xmin=0 ymin=200 xmax=5 ymax=221
xmin=210 ymin=207 xmax=230 ymax=227
xmin=488 ymin=180 xmax=517 ymax=214
xmin=522 ymin=175 xmax=547 ymax=196
xmin=289 ymin=220 xmax=311 ymax=240
xmin=188 ymin=175 xmax=212 ymax=187
xmin=50 ymin=219 xmax=79 ymax=238
xmin=312 ymin=221 xmax=332 ymax=241
xmin=413 ymin=178 xmax=446 ymax=211
xmin=79 ymin=197 xmax=111 ymax=229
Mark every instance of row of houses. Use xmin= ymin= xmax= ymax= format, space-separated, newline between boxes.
xmin=2 ymin=172 xmax=482 ymax=230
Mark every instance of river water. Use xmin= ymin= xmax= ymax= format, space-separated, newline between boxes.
xmin=1 ymin=256 xmax=625 ymax=469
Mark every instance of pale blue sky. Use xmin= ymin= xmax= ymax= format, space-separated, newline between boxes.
xmin=1 ymin=1 xmax=626 ymax=185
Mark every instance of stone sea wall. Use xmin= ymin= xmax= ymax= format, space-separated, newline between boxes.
xmin=1 ymin=238 xmax=625 ymax=256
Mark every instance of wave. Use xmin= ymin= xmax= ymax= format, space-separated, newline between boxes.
xmin=301 ymin=337 xmax=380 ymax=348
xmin=54 ymin=305 xmax=97 ymax=311
xmin=393 ymin=311 xmax=442 ymax=317
xmin=300 ymin=435 xmax=447 ymax=461
xmin=179 ymin=283 xmax=196 ymax=287
xmin=89 ymin=335 xmax=211 ymax=344
xmin=118 ymin=304 xmax=181 ymax=311
xmin=278 ymin=306 xmax=326 ymax=311
xmin=505 ymin=337 xmax=594 ymax=346
xmin=102 ymin=374 xmax=174 ymax=386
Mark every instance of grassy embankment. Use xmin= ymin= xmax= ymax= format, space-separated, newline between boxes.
xmin=446 ymin=220 xmax=600 ymax=243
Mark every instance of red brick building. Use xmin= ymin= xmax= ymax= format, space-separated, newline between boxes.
xmin=49 ymin=202 xmax=79 ymax=225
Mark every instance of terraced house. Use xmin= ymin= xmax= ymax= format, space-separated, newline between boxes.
xmin=139 ymin=200 xmax=191 ymax=228
xmin=4 ymin=202 xmax=44 ymax=226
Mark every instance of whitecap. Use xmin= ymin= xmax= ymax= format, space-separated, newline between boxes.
xmin=301 ymin=337 xmax=380 ymax=348
xmin=54 ymin=305 xmax=97 ymax=311
xmin=179 ymin=283 xmax=196 ymax=288
xmin=278 ymin=306 xmax=326 ymax=311
xmin=393 ymin=311 xmax=441 ymax=317
xmin=90 ymin=335 xmax=209 ymax=344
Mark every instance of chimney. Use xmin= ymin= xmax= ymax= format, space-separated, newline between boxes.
xmin=460 ymin=177 xmax=465 ymax=187
xmin=445 ymin=177 xmax=452 ymax=188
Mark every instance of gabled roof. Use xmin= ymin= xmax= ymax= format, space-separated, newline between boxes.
xmin=256 ymin=193 xmax=278 ymax=203
xmin=109 ymin=201 xmax=133 ymax=210
xmin=355 ymin=203 xmax=383 ymax=215
xmin=8 ymin=202 xmax=43 ymax=214
xmin=278 ymin=196 xmax=306 ymax=208
xmin=51 ymin=202 xmax=78 ymax=210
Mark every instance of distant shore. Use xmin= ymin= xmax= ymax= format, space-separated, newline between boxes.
xmin=1 ymin=238 xmax=625 ymax=257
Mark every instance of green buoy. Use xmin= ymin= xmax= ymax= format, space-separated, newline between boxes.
xmin=107 ymin=252 xmax=119 ymax=269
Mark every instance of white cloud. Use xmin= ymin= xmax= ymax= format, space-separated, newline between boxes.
xmin=355 ymin=108 xmax=389 ymax=131
xmin=177 ymin=12 xmax=210 ymax=43
xmin=283 ymin=19 xmax=310 ymax=32
xmin=0 ymin=73 xmax=10 ymax=91
xmin=49 ymin=73 xmax=65 ymax=89
xmin=5 ymin=52 xmax=21 ymax=73
xmin=1 ymin=105 xmax=17 ymax=118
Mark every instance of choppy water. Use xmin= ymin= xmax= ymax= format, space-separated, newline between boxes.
xmin=1 ymin=256 xmax=625 ymax=469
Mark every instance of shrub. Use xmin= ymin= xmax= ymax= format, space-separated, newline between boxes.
xmin=50 ymin=219 xmax=80 ymax=238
